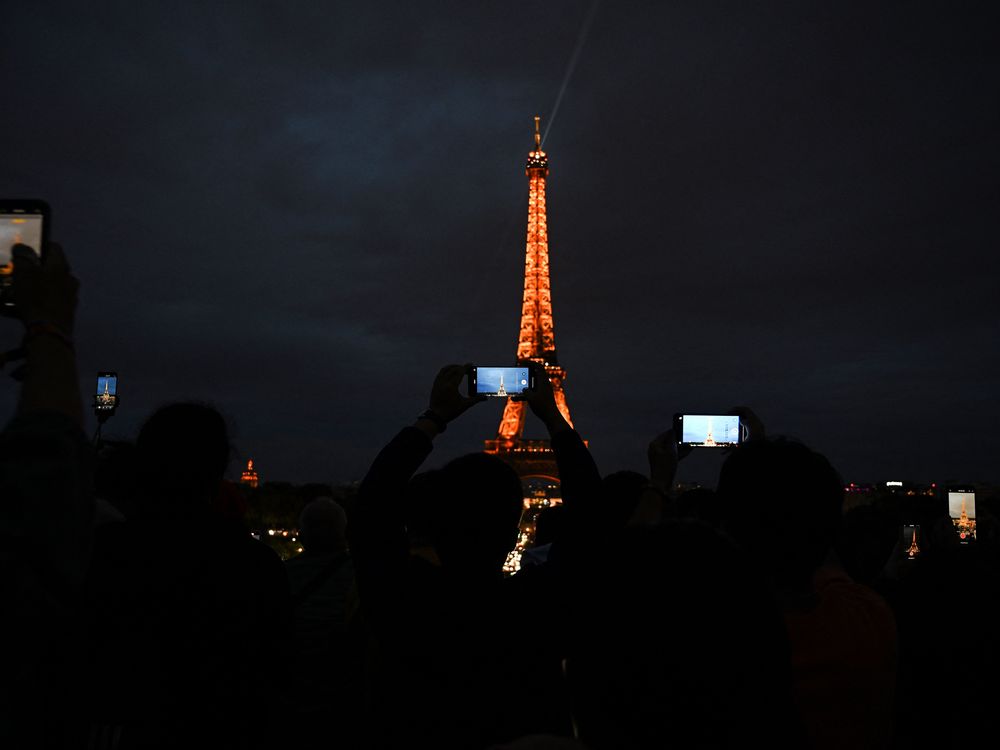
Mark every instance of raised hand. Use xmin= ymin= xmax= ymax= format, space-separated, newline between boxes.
xmin=12 ymin=242 xmax=78 ymax=335
xmin=426 ymin=363 xmax=486 ymax=424
xmin=513 ymin=361 xmax=568 ymax=435
xmin=647 ymin=428 xmax=690 ymax=493
xmin=729 ymin=406 xmax=766 ymax=443
xmin=10 ymin=242 xmax=82 ymax=423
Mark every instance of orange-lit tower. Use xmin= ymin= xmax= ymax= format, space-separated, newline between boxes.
xmin=241 ymin=459 xmax=259 ymax=489
xmin=485 ymin=116 xmax=580 ymax=494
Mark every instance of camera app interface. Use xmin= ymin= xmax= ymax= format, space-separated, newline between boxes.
xmin=681 ymin=415 xmax=740 ymax=447
xmin=903 ymin=525 xmax=921 ymax=560
xmin=949 ymin=491 xmax=976 ymax=543
xmin=476 ymin=367 xmax=530 ymax=397
xmin=0 ymin=213 xmax=43 ymax=278
xmin=95 ymin=374 xmax=118 ymax=410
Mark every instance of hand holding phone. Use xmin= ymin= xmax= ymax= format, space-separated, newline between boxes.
xmin=510 ymin=362 xmax=568 ymax=433
xmin=648 ymin=429 xmax=687 ymax=492
xmin=881 ymin=523 xmax=924 ymax=581
xmin=423 ymin=363 xmax=485 ymax=428
xmin=728 ymin=406 xmax=765 ymax=442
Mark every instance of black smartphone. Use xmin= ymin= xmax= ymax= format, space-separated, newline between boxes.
xmin=902 ymin=524 xmax=921 ymax=560
xmin=94 ymin=372 xmax=119 ymax=412
xmin=947 ymin=487 xmax=976 ymax=544
xmin=673 ymin=413 xmax=743 ymax=448
xmin=0 ymin=200 xmax=50 ymax=310
xmin=468 ymin=366 xmax=534 ymax=398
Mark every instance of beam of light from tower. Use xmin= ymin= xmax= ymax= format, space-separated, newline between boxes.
xmin=469 ymin=1 xmax=599 ymax=338
xmin=541 ymin=0 xmax=601 ymax=148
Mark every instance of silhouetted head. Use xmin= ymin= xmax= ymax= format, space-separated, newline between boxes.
xmin=567 ymin=521 xmax=797 ymax=749
xmin=837 ymin=504 xmax=900 ymax=585
xmin=299 ymin=497 xmax=348 ymax=555
xmin=135 ymin=403 xmax=230 ymax=514
xmin=602 ymin=470 xmax=648 ymax=526
xmin=717 ymin=438 xmax=843 ymax=593
xmin=432 ymin=453 xmax=523 ymax=576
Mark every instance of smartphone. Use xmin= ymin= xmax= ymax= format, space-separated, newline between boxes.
xmin=948 ymin=487 xmax=976 ymax=544
xmin=94 ymin=372 xmax=119 ymax=412
xmin=902 ymin=524 xmax=921 ymax=560
xmin=0 ymin=200 xmax=49 ymax=309
xmin=673 ymin=414 xmax=743 ymax=448
xmin=468 ymin=366 xmax=533 ymax=398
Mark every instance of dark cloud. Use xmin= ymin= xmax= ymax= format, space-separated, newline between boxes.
xmin=1 ymin=1 xmax=997 ymax=484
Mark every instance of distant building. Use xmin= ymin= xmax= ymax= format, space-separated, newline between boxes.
xmin=241 ymin=459 xmax=260 ymax=488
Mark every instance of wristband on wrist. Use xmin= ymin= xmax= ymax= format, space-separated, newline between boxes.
xmin=417 ymin=409 xmax=448 ymax=433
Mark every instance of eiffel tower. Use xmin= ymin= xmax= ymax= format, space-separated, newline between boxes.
xmin=484 ymin=116 xmax=581 ymax=503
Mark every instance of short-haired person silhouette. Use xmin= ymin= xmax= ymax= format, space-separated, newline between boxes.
xmin=135 ymin=403 xmax=229 ymax=508
xmin=717 ymin=438 xmax=897 ymax=750
xmin=83 ymin=402 xmax=291 ymax=749
xmin=718 ymin=439 xmax=842 ymax=593
xmin=350 ymin=363 xmax=602 ymax=749
xmin=297 ymin=495 xmax=349 ymax=554
xmin=432 ymin=452 xmax=524 ymax=578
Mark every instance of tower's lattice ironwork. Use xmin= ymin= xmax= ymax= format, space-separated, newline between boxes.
xmin=485 ymin=117 xmax=580 ymax=488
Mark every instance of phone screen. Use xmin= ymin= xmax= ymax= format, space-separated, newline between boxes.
xmin=948 ymin=490 xmax=976 ymax=543
xmin=95 ymin=372 xmax=118 ymax=411
xmin=902 ymin=524 xmax=921 ymax=560
xmin=0 ymin=212 xmax=44 ymax=275
xmin=677 ymin=414 xmax=742 ymax=447
xmin=473 ymin=367 xmax=531 ymax=397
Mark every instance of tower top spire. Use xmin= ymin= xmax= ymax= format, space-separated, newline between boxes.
xmin=526 ymin=115 xmax=548 ymax=171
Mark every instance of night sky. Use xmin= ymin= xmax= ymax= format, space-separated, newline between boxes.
xmin=2 ymin=2 xmax=997 ymax=486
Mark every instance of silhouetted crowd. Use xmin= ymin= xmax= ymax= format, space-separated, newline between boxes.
xmin=3 ymin=244 xmax=998 ymax=749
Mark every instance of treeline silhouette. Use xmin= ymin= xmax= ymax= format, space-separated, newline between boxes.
xmin=3 ymin=243 xmax=999 ymax=749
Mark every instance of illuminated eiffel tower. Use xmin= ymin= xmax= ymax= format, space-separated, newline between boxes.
xmin=484 ymin=116 xmax=580 ymax=502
